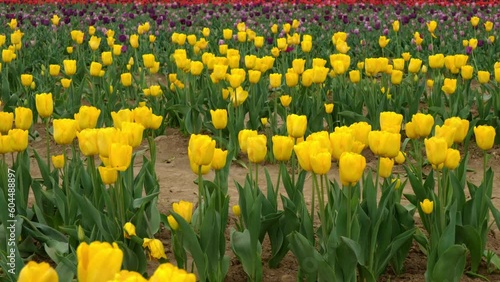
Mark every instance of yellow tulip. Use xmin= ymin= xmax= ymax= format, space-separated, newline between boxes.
xmin=392 ymin=20 xmax=400 ymax=32
xmin=247 ymin=134 xmax=267 ymax=163
xmin=454 ymin=55 xmax=469 ymax=69
xmin=190 ymin=61 xmax=204 ymax=76
xmin=51 ymin=155 xmax=64 ymax=169
xmin=294 ymin=140 xmax=320 ymax=172
xmin=280 ymin=95 xmax=292 ymax=107
xmin=441 ymin=78 xmax=457 ymax=95
xmin=378 ymin=36 xmax=390 ymax=48
xmin=349 ymin=70 xmax=360 ymax=83
xmin=272 ymin=135 xmax=294 ymax=162
xmin=412 ymin=113 xmax=434 ymax=138
xmin=444 ymin=148 xmax=461 ymax=170
xmin=108 ymin=270 xmax=147 ymax=282
xmin=98 ymin=166 xmax=118 ymax=185
xmin=324 ymin=103 xmax=334 ymax=114
xmin=401 ymin=52 xmax=411 ymax=62
xmin=20 ymin=74 xmax=33 ymax=87
xmin=444 ymin=117 xmax=469 ymax=143
xmin=247 ymin=70 xmax=261 ymax=84
xmin=349 ymin=122 xmax=372 ymax=146
xmin=112 ymin=44 xmax=122 ymax=56
xmin=63 ymin=59 xmax=77 ymax=76
xmin=301 ymin=69 xmax=313 ymax=87
xmin=287 ymin=114 xmax=307 ymax=138
xmin=478 ymin=71 xmax=490 ymax=84
xmin=121 ymin=122 xmax=145 ymax=148
xmin=149 ymin=263 xmax=196 ymax=282
xmin=461 ymin=65 xmax=474 ymax=80
xmin=121 ymin=72 xmax=132 ymax=87
xmin=407 ymin=58 xmax=422 ymax=73
xmin=395 ymin=151 xmax=406 ymax=164
xmin=8 ymin=129 xmax=28 ymax=152
xmin=276 ymin=38 xmax=287 ymax=50
xmin=427 ymin=79 xmax=434 ymax=88
xmin=129 ymin=34 xmax=139 ymax=48
xmin=420 ymin=199 xmax=434 ymax=214
xmin=14 ymin=107 xmax=32 ymax=130
xmin=378 ymin=157 xmax=394 ymax=178
xmin=48 ymin=64 xmax=60 ymax=77
xmin=173 ymin=200 xmax=194 ymax=223
xmin=230 ymin=87 xmax=249 ymax=107
xmin=61 ymin=78 xmax=72 ymax=88
xmin=188 ymin=156 xmax=211 ymax=175
xmin=88 ymin=36 xmax=101 ymax=51
xmin=0 ymin=135 xmax=13 ymax=154
xmin=292 ymin=59 xmax=305 ymax=75
xmin=405 ymin=121 xmax=418 ymax=139
xmin=77 ymin=129 xmax=99 ymax=156
xmin=368 ymin=130 xmax=401 ymax=158
xmin=474 ymin=125 xmax=496 ymax=150
xmin=427 ymin=20 xmax=438 ymax=34
xmin=167 ymin=215 xmax=179 ymax=231
xmin=109 ymin=143 xmax=133 ymax=171
xmin=53 ymin=119 xmax=77 ymax=145
xmin=2 ymin=49 xmax=14 ymax=63
xmin=470 ymin=16 xmax=480 ymax=27
xmin=111 ymin=109 xmax=134 ymax=130
xmin=18 ymin=261 xmax=58 ymax=282
xmin=143 ymin=238 xmax=167 ymax=260
xmin=101 ymin=52 xmax=113 ymax=66
xmin=285 ymin=71 xmax=299 ymax=87
xmin=188 ymin=134 xmax=215 ymax=166
xmin=429 ymin=54 xmax=445 ymax=69
xmin=380 ymin=111 xmax=403 ymax=133
xmin=469 ymin=38 xmax=478 ymax=49
xmin=329 ymin=131 xmax=354 ymax=160
xmin=0 ymin=111 xmax=14 ymax=133
xmin=339 ymin=152 xmax=366 ymax=186
xmin=311 ymin=151 xmax=332 ymax=175
xmin=77 ymin=241 xmax=123 ymax=282
xmin=312 ymin=66 xmax=329 ymax=83
xmin=75 ymin=105 xmax=101 ymax=130
xmin=223 ymin=29 xmax=233 ymax=40
xmin=211 ymin=148 xmax=228 ymax=170
xmin=391 ymin=70 xmax=403 ymax=85
xmin=435 ymin=125 xmax=456 ymax=147
xmin=123 ymin=222 xmax=136 ymax=239
xmin=232 ymin=205 xmax=241 ymax=217
xmin=150 ymin=114 xmax=163 ymax=130
xmin=301 ymin=40 xmax=312 ymax=52
xmin=424 ymin=137 xmax=448 ymax=166
xmin=210 ymin=109 xmax=228 ymax=130
xmin=270 ymin=73 xmax=282 ymax=88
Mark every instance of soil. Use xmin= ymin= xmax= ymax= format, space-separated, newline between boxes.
xmin=22 ymin=124 xmax=500 ymax=281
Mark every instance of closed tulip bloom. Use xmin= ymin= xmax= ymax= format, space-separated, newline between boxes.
xmin=474 ymin=125 xmax=496 ymax=150
xmin=424 ymin=137 xmax=448 ymax=166
xmin=349 ymin=122 xmax=371 ymax=146
xmin=75 ymin=106 xmax=101 ymax=130
xmin=98 ymin=166 xmax=117 ymax=185
xmin=247 ymin=134 xmax=267 ymax=163
xmin=329 ymin=131 xmax=354 ymax=160
xmin=435 ymin=125 xmax=456 ymax=147
xmin=427 ymin=21 xmax=438 ymax=34
xmin=324 ymin=103 xmax=334 ymax=114
xmin=223 ymin=29 xmax=233 ymax=40
xmin=63 ymin=59 xmax=77 ymax=76
xmin=121 ymin=122 xmax=145 ymax=148
xmin=133 ymin=106 xmax=155 ymax=129
xmin=88 ymin=36 xmax=101 ymax=50
xmin=232 ymin=205 xmax=241 ymax=217
xmin=272 ymin=135 xmax=294 ymax=162
xmin=429 ymin=54 xmax=445 ymax=69
xmin=392 ymin=20 xmax=400 ymax=32
xmin=309 ymin=150 xmax=331 ymax=175
xmin=48 ymin=64 xmax=60 ymax=77
xmin=142 ymin=238 xmax=167 ymax=260
xmin=230 ymin=87 xmax=249 ymax=107
xmin=77 ymin=241 xmax=123 ymax=282
xmin=89 ymin=62 xmax=102 ymax=77
xmin=53 ymin=119 xmax=77 ymax=145
xmin=173 ymin=200 xmax=194 ymax=223
xmin=129 ymin=34 xmax=139 ymax=49
xmin=211 ymin=148 xmax=228 ymax=170
xmin=2 ymin=49 xmax=14 ymax=63
xmin=150 ymin=114 xmax=163 ymax=130
xmin=210 ymin=109 xmax=228 ymax=130
xmin=407 ymin=58 xmax=422 ymax=73
xmin=123 ymin=222 xmax=136 ymax=239
xmin=0 ymin=135 xmax=13 ymax=154
xmin=292 ymin=59 xmax=306 ymax=74
xmin=312 ymin=66 xmax=329 ymax=84
xmin=294 ymin=140 xmax=320 ymax=172
xmin=427 ymin=79 xmax=434 ymax=88
xmin=9 ymin=129 xmax=28 ymax=152
xmin=285 ymin=71 xmax=299 ymax=87
xmin=77 ymin=129 xmax=99 ymax=156
xmin=190 ymin=61 xmax=204 ymax=76
xmin=301 ymin=69 xmax=313 ymax=87
xmin=18 ymin=261 xmax=58 ymax=282
xmin=368 ymin=131 xmax=401 ymax=158
xmin=379 ymin=157 xmax=394 ymax=178
xmin=97 ymin=128 xmax=120 ymax=157
xmin=444 ymin=117 xmax=469 ymax=143
xmin=470 ymin=16 xmax=480 ymax=27
xmin=395 ymin=151 xmax=406 ymax=164
xmin=149 ymin=263 xmax=196 ymax=282
xmin=61 ymin=78 xmax=72 ymax=88
xmin=495 ymin=68 xmax=500 ymax=83
xmin=248 ymin=70 xmax=261 ymax=84
xmin=420 ymin=199 xmax=434 ymax=214
xmin=405 ymin=121 xmax=418 ymax=139
xmin=478 ymin=71 xmax=490 ymax=84
xmin=461 ymin=65 xmax=474 ymax=80
xmin=50 ymin=154 xmax=64 ymax=169
xmin=14 ymin=107 xmax=32 ymax=130
xmin=0 ymin=112 xmax=14 ymax=133
xmin=444 ymin=148 xmax=461 ymax=170
xmin=101 ymin=52 xmax=113 ymax=66
xmin=142 ymin=54 xmax=155 ymax=69
xmin=339 ymin=152 xmax=366 ymax=186
xmin=21 ymin=74 xmax=33 ymax=87
xmin=280 ymin=95 xmax=292 ymax=107
xmin=349 ymin=70 xmax=361 ymax=83
xmin=441 ymin=78 xmax=457 ymax=95
xmin=111 ymin=109 xmax=134 ymax=130
xmin=188 ymin=155 xmax=211 ymax=175
xmin=109 ymin=143 xmax=133 ymax=171
xmin=188 ymin=134 xmax=215 ymax=166
xmin=167 ymin=215 xmax=179 ymax=231
xmin=391 ymin=70 xmax=403 ymax=85
xmin=412 ymin=113 xmax=434 ymax=138
xmin=483 ymin=21 xmax=494 ymax=32
xmin=121 ymin=73 xmax=132 ymax=87
xmin=380 ymin=111 xmax=403 ymax=133
xmin=287 ymin=114 xmax=307 ymax=138
xmin=301 ymin=40 xmax=312 ymax=52
xmin=378 ymin=36 xmax=390 ymax=48
xmin=269 ymin=73 xmax=282 ymax=88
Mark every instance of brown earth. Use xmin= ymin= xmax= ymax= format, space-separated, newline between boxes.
xmin=22 ymin=124 xmax=500 ymax=281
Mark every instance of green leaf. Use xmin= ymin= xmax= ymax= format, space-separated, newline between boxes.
xmin=132 ymin=192 xmax=160 ymax=209
xmin=431 ymin=244 xmax=467 ymax=282
xmin=230 ymin=228 xmax=262 ymax=282
xmin=456 ymin=225 xmax=482 ymax=273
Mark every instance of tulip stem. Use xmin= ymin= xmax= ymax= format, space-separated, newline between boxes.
xmin=275 ymin=164 xmax=282 ymax=208
xmin=346 ymin=184 xmax=352 ymax=239
xmin=311 ymin=172 xmax=316 ymax=227
xmin=197 ymin=165 xmax=204 ymax=230
xmin=291 ymin=138 xmax=296 ymax=190
xmin=319 ymin=174 xmax=327 ymax=241
xmin=483 ymin=150 xmax=487 ymax=183
xmin=45 ymin=118 xmax=50 ymax=167
xmin=436 ymin=169 xmax=445 ymax=234
xmin=375 ymin=157 xmax=381 ymax=193
xmin=255 ymin=163 xmax=259 ymax=199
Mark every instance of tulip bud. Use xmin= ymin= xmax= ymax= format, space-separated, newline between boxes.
xmin=474 ymin=125 xmax=496 ymax=151
xmin=339 ymin=152 xmax=366 ymax=186
xmin=420 ymin=199 xmax=434 ymax=214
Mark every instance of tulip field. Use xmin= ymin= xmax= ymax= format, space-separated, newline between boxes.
xmin=1 ymin=0 xmax=500 ymax=281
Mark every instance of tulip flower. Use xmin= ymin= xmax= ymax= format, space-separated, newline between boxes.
xmin=98 ymin=166 xmax=118 ymax=185
xmin=188 ymin=156 xmax=211 ymax=175
xmin=211 ymin=148 xmax=228 ymax=170
xmin=329 ymin=131 xmax=354 ymax=160
xmin=167 ymin=215 xmax=179 ymax=231
xmin=53 ymin=119 xmax=77 ymax=145
xmin=129 ymin=34 xmax=139 ymax=48
xmin=424 ymin=137 xmax=448 ymax=166
xmin=248 ymin=70 xmax=261 ymax=84
xmin=247 ymin=134 xmax=267 ymax=163
xmin=435 ymin=125 xmax=456 ymax=147
xmin=269 ymin=73 xmax=282 ymax=88
xmin=428 ymin=54 xmax=445 ymax=69
xmin=474 ymin=125 xmax=496 ymax=150
xmin=339 ymin=152 xmax=366 ymax=186
xmin=230 ymin=87 xmax=249 ymax=107
xmin=51 ymin=155 xmax=64 ymax=169
xmin=287 ymin=114 xmax=307 ymax=138
xmin=2 ymin=49 xmax=14 ymax=63
xmin=380 ymin=111 xmax=403 ymax=133
xmin=8 ymin=129 xmax=28 ymax=152
xmin=190 ymin=61 xmax=204 ymax=76
xmin=111 ymin=109 xmax=134 ymax=130
xmin=311 ymin=151 xmax=332 ymax=175
xmin=292 ymin=59 xmax=306 ymax=74
xmin=18 ymin=261 xmax=58 ymax=282
xmin=123 ymin=222 xmax=136 ymax=238
xmin=109 ymin=143 xmax=133 ymax=171
xmin=443 ymin=117 xmax=469 ymax=143
xmin=426 ymin=21 xmax=438 ymax=35
xmin=188 ymin=134 xmax=215 ymax=166
xmin=173 ymin=200 xmax=194 ymax=223
xmin=210 ymin=109 xmax=228 ymax=130
xmin=149 ymin=263 xmax=196 ymax=282
xmin=75 ymin=106 xmax=101 ymax=130
xmin=441 ymin=78 xmax=457 ymax=95
xmin=294 ymin=140 xmax=320 ymax=172
xmin=368 ymin=130 xmax=401 ymax=158
xmin=420 ymin=199 xmax=434 ymax=214
xmin=89 ymin=62 xmax=102 ymax=77
xmin=391 ymin=70 xmax=403 ymax=85
xmin=77 ymin=241 xmax=123 ymax=282
xmin=285 ymin=71 xmax=299 ymax=87
xmin=395 ymin=151 xmax=406 ymax=164
xmin=444 ymin=148 xmax=461 ymax=170
xmin=232 ymin=205 xmax=241 ymax=217
xmin=0 ymin=112 xmax=14 ymax=133
xmin=272 ymin=136 xmax=294 ymax=162
xmin=121 ymin=73 xmax=132 ymax=87
xmin=378 ymin=36 xmax=390 ymax=48
xmin=412 ymin=113 xmax=434 ymax=138
xmin=349 ymin=122 xmax=372 ymax=146
xmin=324 ymin=103 xmax=334 ymax=114
xmin=142 ymin=238 xmax=167 ymax=259
xmin=280 ymin=95 xmax=292 ymax=108
xmin=470 ymin=16 xmax=480 ymax=27
xmin=21 ymin=74 xmax=33 ymax=87
xmin=478 ymin=71 xmax=490 ymax=84
xmin=407 ymin=58 xmax=422 ymax=73
xmin=14 ymin=107 xmax=32 ymax=130
xmin=349 ymin=70 xmax=360 ymax=83
xmin=61 ymin=78 xmax=72 ymax=89
xmin=378 ymin=157 xmax=394 ymax=178
xmin=63 ymin=59 xmax=77 ymax=76
xmin=101 ymin=52 xmax=113 ymax=66
xmin=121 ymin=122 xmax=145 ymax=148
xmin=133 ymin=106 xmax=155 ymax=129
xmin=392 ymin=20 xmax=400 ymax=32
xmin=109 ymin=270 xmax=147 ymax=282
